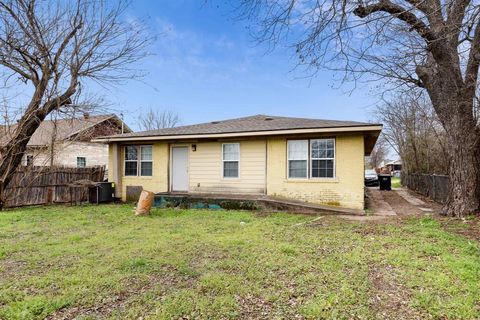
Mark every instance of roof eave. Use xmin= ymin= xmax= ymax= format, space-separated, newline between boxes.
xmin=93 ymin=125 xmax=383 ymax=143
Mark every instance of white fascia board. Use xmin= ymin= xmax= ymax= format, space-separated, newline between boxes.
xmin=93 ymin=125 xmax=383 ymax=143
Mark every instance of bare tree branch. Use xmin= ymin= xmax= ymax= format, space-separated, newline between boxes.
xmin=0 ymin=0 xmax=150 ymax=208
xmin=137 ymin=108 xmax=181 ymax=131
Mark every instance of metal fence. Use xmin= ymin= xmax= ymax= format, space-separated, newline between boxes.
xmin=401 ymin=173 xmax=450 ymax=204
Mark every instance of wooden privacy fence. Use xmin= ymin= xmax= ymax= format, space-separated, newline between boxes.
xmin=401 ymin=173 xmax=450 ymax=204
xmin=1 ymin=166 xmax=106 ymax=208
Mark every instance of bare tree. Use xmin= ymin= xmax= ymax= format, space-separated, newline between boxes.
xmin=0 ymin=0 xmax=149 ymax=208
xmin=375 ymin=92 xmax=449 ymax=175
xmin=237 ymin=0 xmax=480 ymax=216
xmin=137 ymin=108 xmax=180 ymax=131
xmin=367 ymin=134 xmax=389 ymax=169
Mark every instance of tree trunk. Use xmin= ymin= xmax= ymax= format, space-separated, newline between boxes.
xmin=442 ymin=113 xmax=480 ymax=217
xmin=418 ymin=59 xmax=480 ymax=217
xmin=0 ymin=111 xmax=47 ymax=209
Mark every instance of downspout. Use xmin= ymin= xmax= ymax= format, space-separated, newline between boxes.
xmin=265 ymin=139 xmax=268 ymax=196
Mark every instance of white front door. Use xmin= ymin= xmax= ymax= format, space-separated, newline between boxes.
xmin=172 ymin=147 xmax=189 ymax=192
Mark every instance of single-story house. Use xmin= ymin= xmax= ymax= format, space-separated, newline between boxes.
xmin=95 ymin=115 xmax=382 ymax=210
xmin=0 ymin=113 xmax=131 ymax=168
xmin=380 ymin=159 xmax=402 ymax=177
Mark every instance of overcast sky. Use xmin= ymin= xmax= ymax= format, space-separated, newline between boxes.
xmin=98 ymin=0 xmax=377 ymax=130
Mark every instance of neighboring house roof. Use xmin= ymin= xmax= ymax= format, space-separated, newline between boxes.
xmin=0 ymin=114 xmax=132 ymax=147
xmin=96 ymin=114 xmax=382 ymax=141
xmin=385 ymin=159 xmax=402 ymax=166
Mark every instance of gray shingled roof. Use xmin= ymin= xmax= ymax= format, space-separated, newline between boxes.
xmin=0 ymin=114 xmax=130 ymax=146
xmin=102 ymin=114 xmax=379 ymax=139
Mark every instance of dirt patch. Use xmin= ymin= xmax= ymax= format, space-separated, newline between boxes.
xmin=237 ymin=294 xmax=276 ymax=319
xmin=0 ymin=259 xmax=29 ymax=279
xmin=368 ymin=264 xmax=425 ymax=319
xmin=383 ymin=190 xmax=425 ymax=216
xmin=236 ymin=291 xmax=305 ymax=318
xmin=366 ymin=187 xmax=442 ymax=218
xmin=397 ymin=189 xmax=443 ymax=213
xmin=365 ymin=188 xmax=396 ymax=216
xmin=436 ymin=216 xmax=480 ymax=242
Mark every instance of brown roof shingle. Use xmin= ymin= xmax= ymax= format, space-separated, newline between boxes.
xmin=0 ymin=114 xmax=129 ymax=146
xmin=101 ymin=114 xmax=379 ymax=139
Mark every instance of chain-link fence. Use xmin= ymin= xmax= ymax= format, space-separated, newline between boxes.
xmin=401 ymin=173 xmax=449 ymax=204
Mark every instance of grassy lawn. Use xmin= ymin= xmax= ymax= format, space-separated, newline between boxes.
xmin=391 ymin=176 xmax=402 ymax=188
xmin=0 ymin=205 xmax=479 ymax=319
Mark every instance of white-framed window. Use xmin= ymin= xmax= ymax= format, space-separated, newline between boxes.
xmin=287 ymin=138 xmax=335 ymax=179
xmin=310 ymin=139 xmax=335 ymax=178
xmin=124 ymin=146 xmax=138 ymax=176
xmin=140 ymin=145 xmax=153 ymax=176
xmin=222 ymin=143 xmax=240 ymax=178
xmin=287 ymin=140 xmax=308 ymax=178
xmin=124 ymin=145 xmax=153 ymax=176
xmin=77 ymin=157 xmax=86 ymax=168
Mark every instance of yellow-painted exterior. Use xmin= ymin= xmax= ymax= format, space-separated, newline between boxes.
xmin=266 ymin=134 xmax=365 ymax=209
xmin=108 ymin=142 xmax=169 ymax=199
xmin=108 ymin=133 xmax=366 ymax=210
xmin=189 ymin=141 xmax=266 ymax=194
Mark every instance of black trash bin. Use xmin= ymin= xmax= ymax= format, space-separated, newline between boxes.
xmin=378 ymin=175 xmax=392 ymax=191
xmin=89 ymin=182 xmax=115 ymax=204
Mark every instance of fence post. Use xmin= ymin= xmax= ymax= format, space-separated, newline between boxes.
xmin=432 ymin=175 xmax=435 ymax=202
xmin=0 ymin=180 xmax=3 ymax=210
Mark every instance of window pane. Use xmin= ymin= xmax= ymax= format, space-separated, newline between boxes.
xmin=289 ymin=160 xmax=307 ymax=178
xmin=141 ymin=162 xmax=152 ymax=176
xmin=141 ymin=146 xmax=152 ymax=161
xmin=77 ymin=157 xmax=86 ymax=168
xmin=288 ymin=140 xmax=308 ymax=160
xmin=311 ymin=139 xmax=334 ymax=159
xmin=125 ymin=146 xmax=138 ymax=160
xmin=125 ymin=161 xmax=137 ymax=176
xmin=326 ymin=149 xmax=334 ymax=158
xmin=223 ymin=143 xmax=239 ymax=161
xmin=312 ymin=159 xmax=334 ymax=178
xmin=312 ymin=139 xmax=334 ymax=158
xmin=223 ymin=161 xmax=238 ymax=178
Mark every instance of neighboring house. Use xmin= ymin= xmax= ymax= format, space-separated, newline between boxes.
xmin=95 ymin=115 xmax=382 ymax=210
xmin=0 ymin=114 xmax=131 ymax=168
xmin=381 ymin=159 xmax=402 ymax=176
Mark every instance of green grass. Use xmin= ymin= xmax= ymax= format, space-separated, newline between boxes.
xmin=391 ymin=176 xmax=402 ymax=188
xmin=0 ymin=205 xmax=479 ymax=319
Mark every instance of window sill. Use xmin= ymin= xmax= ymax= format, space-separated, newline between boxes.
xmin=284 ymin=178 xmax=339 ymax=183
xmin=122 ymin=176 xmax=153 ymax=179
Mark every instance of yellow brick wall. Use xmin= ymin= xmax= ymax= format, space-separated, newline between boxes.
xmin=108 ymin=134 xmax=365 ymax=209
xmin=110 ymin=142 xmax=169 ymax=201
xmin=266 ymin=134 xmax=365 ymax=210
xmin=189 ymin=140 xmax=266 ymax=194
